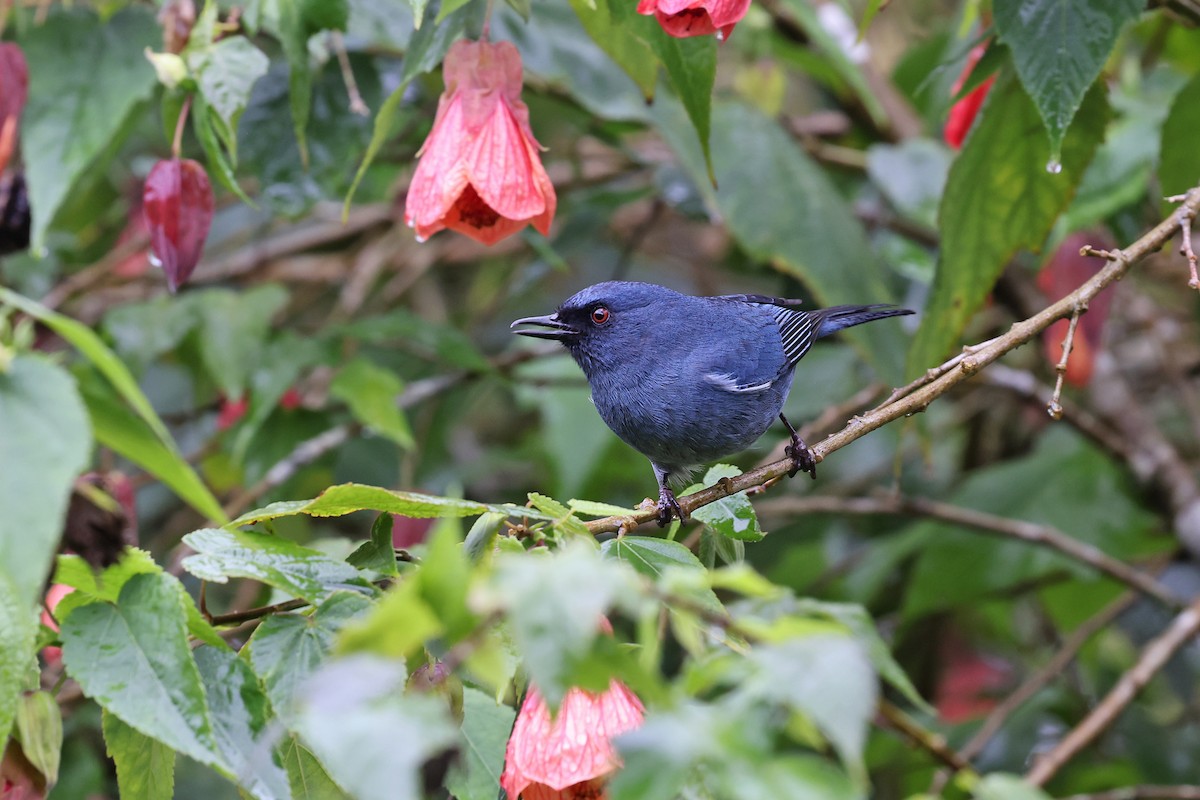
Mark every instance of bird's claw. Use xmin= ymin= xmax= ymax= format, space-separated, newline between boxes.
xmin=785 ymin=440 xmax=817 ymax=480
xmin=656 ymin=487 xmax=686 ymax=527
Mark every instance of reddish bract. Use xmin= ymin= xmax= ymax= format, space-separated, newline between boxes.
xmin=0 ymin=43 xmax=29 ymax=175
xmin=216 ymin=394 xmax=248 ymax=430
xmin=143 ymin=158 xmax=215 ymax=292
xmin=404 ymin=40 xmax=556 ymax=246
xmin=636 ymin=0 xmax=750 ymax=39
xmin=944 ymin=43 xmax=994 ymax=150
xmin=1037 ymin=231 xmax=1115 ymax=387
xmin=501 ymin=681 xmax=644 ymax=799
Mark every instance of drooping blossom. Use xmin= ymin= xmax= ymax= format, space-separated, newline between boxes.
xmin=636 ymin=0 xmax=750 ymax=39
xmin=944 ymin=43 xmax=995 ymax=150
xmin=143 ymin=158 xmax=215 ymax=292
xmin=404 ymin=40 xmax=555 ymax=246
xmin=39 ymin=584 xmax=75 ymax=669
xmin=501 ymin=680 xmax=644 ymax=799
xmin=0 ymin=43 xmax=28 ymax=176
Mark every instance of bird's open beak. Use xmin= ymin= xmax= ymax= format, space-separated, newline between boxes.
xmin=510 ymin=313 xmax=579 ymax=341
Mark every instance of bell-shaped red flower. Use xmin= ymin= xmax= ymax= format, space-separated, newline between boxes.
xmin=636 ymin=0 xmax=750 ymax=39
xmin=944 ymin=43 xmax=995 ymax=150
xmin=404 ymin=40 xmax=556 ymax=246
xmin=0 ymin=43 xmax=29 ymax=176
xmin=501 ymin=680 xmax=644 ymax=800
xmin=143 ymin=158 xmax=214 ymax=292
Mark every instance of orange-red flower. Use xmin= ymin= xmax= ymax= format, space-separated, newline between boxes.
xmin=0 ymin=43 xmax=29 ymax=176
xmin=501 ymin=681 xmax=644 ymax=800
xmin=636 ymin=0 xmax=750 ymax=39
xmin=944 ymin=43 xmax=994 ymax=150
xmin=404 ymin=40 xmax=555 ymax=246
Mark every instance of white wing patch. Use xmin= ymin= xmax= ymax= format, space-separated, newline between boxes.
xmin=704 ymin=372 xmax=775 ymax=394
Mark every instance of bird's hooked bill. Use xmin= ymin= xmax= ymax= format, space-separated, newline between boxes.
xmin=510 ymin=313 xmax=579 ymax=340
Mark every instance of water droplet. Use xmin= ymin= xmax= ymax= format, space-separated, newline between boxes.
xmin=414 ymin=234 xmax=428 ymax=243
xmin=405 ymin=216 xmax=415 ymax=229
xmin=1045 ymin=159 xmax=1062 ymax=174
xmin=714 ymin=29 xmax=725 ymax=42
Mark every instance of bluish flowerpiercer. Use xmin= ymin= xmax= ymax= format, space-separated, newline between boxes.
xmin=512 ymin=281 xmax=913 ymax=525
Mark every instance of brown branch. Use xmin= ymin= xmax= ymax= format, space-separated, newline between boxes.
xmin=756 ymin=495 xmax=1184 ymax=609
xmin=584 ymin=185 xmax=1200 ymax=538
xmin=1026 ymin=595 xmax=1200 ymax=786
xmin=1047 ymin=303 xmax=1084 ymax=419
xmin=208 ymin=596 xmax=308 ymax=626
xmin=878 ymin=699 xmax=973 ymax=773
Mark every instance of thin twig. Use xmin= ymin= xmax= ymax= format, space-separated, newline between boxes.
xmin=330 ymin=31 xmax=369 ymax=116
xmin=584 ymin=185 xmax=1200 ymax=537
xmin=1178 ymin=205 xmax=1198 ymax=290
xmin=208 ymin=596 xmax=308 ymax=626
xmin=878 ymin=700 xmax=973 ymax=773
xmin=756 ymin=495 xmax=1183 ymax=609
xmin=1047 ymin=303 xmax=1084 ymax=419
xmin=1026 ymin=595 xmax=1200 ymax=786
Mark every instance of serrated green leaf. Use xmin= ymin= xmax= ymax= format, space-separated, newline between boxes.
xmin=445 ymin=687 xmax=516 ymax=800
xmin=684 ymin=465 xmax=764 ymax=542
xmin=102 ymin=709 xmax=177 ymax=800
xmin=61 ymin=573 xmax=224 ymax=769
xmin=182 ymin=528 xmax=374 ymax=603
xmin=569 ymin=499 xmax=638 ymax=517
xmin=994 ymin=0 xmax=1141 ymax=159
xmin=329 ymin=358 xmax=413 ymax=448
xmin=195 ymin=646 xmax=292 ymax=800
xmin=295 ymin=657 xmax=457 ymax=800
xmin=347 ymin=513 xmax=399 ymax=576
xmin=189 ymin=35 xmax=271 ymax=165
xmin=231 ymin=482 xmax=553 ymax=527
xmin=568 ymin=0 xmax=658 ymax=98
xmin=528 ymin=492 xmax=591 ymax=537
xmin=20 ymin=7 xmax=159 ymax=252
xmin=646 ymin=27 xmax=715 ymax=181
xmin=281 ymin=737 xmax=350 ymax=800
xmin=247 ymin=592 xmax=373 ymax=722
xmin=907 ymin=77 xmax=1108 ymax=376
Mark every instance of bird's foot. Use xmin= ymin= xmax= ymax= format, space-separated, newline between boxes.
xmin=780 ymin=412 xmax=817 ymax=480
xmin=656 ymin=486 xmax=686 ymax=527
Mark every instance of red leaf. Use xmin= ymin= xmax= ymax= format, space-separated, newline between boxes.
xmin=143 ymin=158 xmax=215 ymax=291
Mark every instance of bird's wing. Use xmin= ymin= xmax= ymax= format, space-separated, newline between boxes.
xmin=715 ymin=293 xmax=804 ymax=308
xmin=702 ymin=371 xmax=775 ymax=394
xmin=770 ymin=306 xmax=823 ymax=366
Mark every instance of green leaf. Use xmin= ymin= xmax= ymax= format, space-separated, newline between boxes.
xmin=406 ymin=0 xmax=431 ymax=27
xmin=569 ymin=499 xmax=638 ymax=517
xmin=654 ymin=102 xmax=908 ymax=381
xmin=329 ymin=358 xmax=414 ymax=448
xmin=568 ymin=0 xmax=658 ymax=99
xmin=528 ymin=492 xmax=591 ymax=538
xmin=195 ymin=647 xmax=292 ymax=800
xmin=260 ymin=0 xmax=313 ymax=166
xmin=230 ymin=482 xmax=552 ymax=527
xmin=994 ymin=0 xmax=1141 ymax=159
xmin=295 ymin=657 xmax=458 ymax=800
xmin=52 ymin=549 xmax=226 ymax=649
xmin=494 ymin=541 xmax=640 ymax=703
xmin=182 ymin=528 xmax=374 ymax=603
xmin=103 ymin=710 xmax=177 ymax=800
xmin=347 ymin=513 xmax=400 ymax=576
xmin=60 ymin=573 xmax=224 ymax=769
xmin=744 ymin=636 xmax=877 ymax=780
xmin=14 ymin=691 xmax=62 ymax=789
xmin=194 ymin=286 xmax=290 ymax=400
xmin=0 ymin=356 xmax=91 ymax=613
xmin=906 ymin=77 xmax=1108 ymax=376
xmin=1160 ymin=72 xmax=1200 ymax=213
xmin=975 ymin=773 xmax=1054 ymax=800
xmin=336 ymin=575 xmax=442 ymax=658
xmin=645 ymin=28 xmax=716 ymax=181
xmin=445 ymin=687 xmax=516 ymax=800
xmin=0 ymin=289 xmax=227 ymax=524
xmin=247 ymin=592 xmax=373 ymax=721
xmin=601 ymin=536 xmax=705 ymax=579
xmin=684 ymin=465 xmax=764 ymax=542
xmin=78 ymin=372 xmax=227 ymax=526
xmin=417 ymin=524 xmax=476 ymax=639
xmin=189 ymin=35 xmax=271 ymax=164
xmin=19 ymin=7 xmax=158 ymax=252
xmin=342 ymin=0 xmax=484 ymax=214
xmin=281 ymin=737 xmax=350 ymax=800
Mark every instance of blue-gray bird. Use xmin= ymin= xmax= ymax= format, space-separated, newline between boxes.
xmin=511 ymin=281 xmax=913 ymax=526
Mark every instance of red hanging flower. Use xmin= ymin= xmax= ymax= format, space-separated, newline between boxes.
xmin=636 ymin=0 xmax=750 ymax=39
xmin=143 ymin=158 xmax=215 ymax=292
xmin=404 ymin=40 xmax=556 ymax=246
xmin=944 ymin=43 xmax=994 ymax=150
xmin=0 ymin=43 xmax=29 ymax=176
xmin=501 ymin=681 xmax=644 ymax=799
xmin=1037 ymin=231 xmax=1115 ymax=387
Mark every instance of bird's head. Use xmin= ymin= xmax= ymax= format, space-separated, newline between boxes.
xmin=511 ymin=281 xmax=678 ymax=374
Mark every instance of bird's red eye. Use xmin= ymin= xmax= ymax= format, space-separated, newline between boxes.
xmin=590 ymin=307 xmax=610 ymax=325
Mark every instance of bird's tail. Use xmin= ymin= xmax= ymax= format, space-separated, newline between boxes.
xmin=814 ymin=304 xmax=914 ymax=338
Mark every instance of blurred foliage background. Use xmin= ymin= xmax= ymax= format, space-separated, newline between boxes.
xmin=3 ymin=0 xmax=1200 ymax=798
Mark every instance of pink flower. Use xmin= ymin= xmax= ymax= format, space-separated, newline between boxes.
xmin=39 ymin=584 xmax=75 ymax=668
xmin=501 ymin=681 xmax=644 ymax=800
xmin=636 ymin=0 xmax=750 ymax=39
xmin=404 ymin=40 xmax=556 ymax=246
